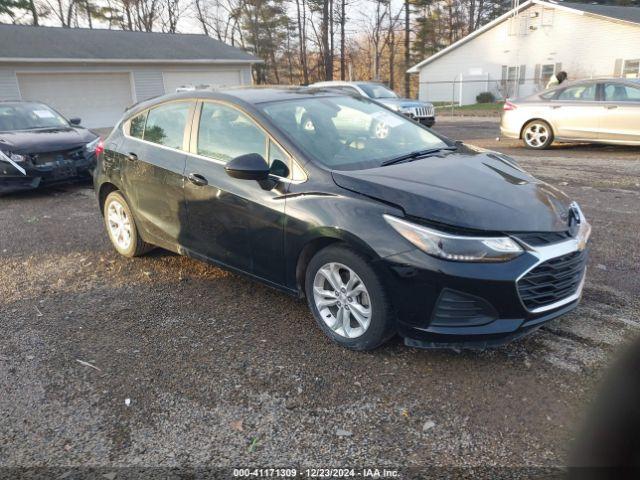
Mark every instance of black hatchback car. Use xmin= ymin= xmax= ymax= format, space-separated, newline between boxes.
xmin=0 ymin=101 xmax=101 ymax=194
xmin=94 ymin=88 xmax=591 ymax=350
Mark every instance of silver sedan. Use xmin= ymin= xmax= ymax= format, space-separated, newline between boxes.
xmin=500 ymin=78 xmax=640 ymax=149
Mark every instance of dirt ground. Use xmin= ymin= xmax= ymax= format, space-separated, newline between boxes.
xmin=1 ymin=118 xmax=639 ymax=474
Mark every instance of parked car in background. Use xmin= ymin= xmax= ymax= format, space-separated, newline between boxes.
xmin=311 ymin=81 xmax=436 ymax=127
xmin=95 ymin=87 xmax=591 ymax=351
xmin=0 ymin=101 xmax=101 ymax=194
xmin=501 ymin=78 xmax=640 ymax=149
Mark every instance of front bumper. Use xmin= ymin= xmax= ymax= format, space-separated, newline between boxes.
xmin=500 ymin=125 xmax=521 ymax=139
xmin=0 ymin=154 xmax=96 ymax=194
xmin=376 ymin=237 xmax=588 ymax=348
xmin=418 ymin=117 xmax=436 ymax=127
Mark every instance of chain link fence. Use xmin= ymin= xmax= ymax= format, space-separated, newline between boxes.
xmin=418 ymin=77 xmax=551 ymax=116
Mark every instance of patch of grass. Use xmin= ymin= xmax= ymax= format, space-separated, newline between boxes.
xmin=436 ymin=101 xmax=504 ymax=116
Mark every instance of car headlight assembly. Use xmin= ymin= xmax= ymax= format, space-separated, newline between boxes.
xmin=85 ymin=137 xmax=103 ymax=154
xmin=383 ymin=215 xmax=523 ymax=262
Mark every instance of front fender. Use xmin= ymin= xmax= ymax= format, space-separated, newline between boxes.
xmin=283 ymin=188 xmax=414 ymax=289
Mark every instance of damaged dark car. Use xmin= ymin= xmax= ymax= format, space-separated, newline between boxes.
xmin=0 ymin=101 xmax=102 ymax=195
xmin=94 ymin=88 xmax=591 ymax=351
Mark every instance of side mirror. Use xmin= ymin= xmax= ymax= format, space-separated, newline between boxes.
xmin=225 ymin=153 xmax=270 ymax=181
xmin=69 ymin=117 xmax=81 ymax=126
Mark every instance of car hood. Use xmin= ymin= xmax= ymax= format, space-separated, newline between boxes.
xmin=331 ymin=150 xmax=573 ymax=232
xmin=0 ymin=127 xmax=96 ymax=154
xmin=377 ymin=98 xmax=433 ymax=108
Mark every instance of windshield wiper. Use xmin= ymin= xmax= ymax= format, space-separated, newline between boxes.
xmin=380 ymin=146 xmax=457 ymax=167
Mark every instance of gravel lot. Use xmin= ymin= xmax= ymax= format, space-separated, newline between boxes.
xmin=1 ymin=118 xmax=639 ymax=473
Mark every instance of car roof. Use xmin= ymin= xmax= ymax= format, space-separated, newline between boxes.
xmin=123 ymin=86 xmax=351 ymax=119
xmin=311 ymin=80 xmax=384 ymax=87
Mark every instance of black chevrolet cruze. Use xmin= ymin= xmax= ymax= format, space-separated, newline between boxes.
xmin=94 ymin=88 xmax=591 ymax=350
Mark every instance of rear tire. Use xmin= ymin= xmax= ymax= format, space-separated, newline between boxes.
xmin=103 ymin=191 xmax=152 ymax=257
xmin=522 ymin=120 xmax=554 ymax=149
xmin=305 ymin=245 xmax=396 ymax=350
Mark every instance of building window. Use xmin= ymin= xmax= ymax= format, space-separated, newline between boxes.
xmin=623 ymin=60 xmax=640 ymax=78
xmin=540 ymin=64 xmax=555 ymax=85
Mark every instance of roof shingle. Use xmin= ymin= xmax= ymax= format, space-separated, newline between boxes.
xmin=0 ymin=24 xmax=259 ymax=62
xmin=560 ymin=1 xmax=640 ymax=25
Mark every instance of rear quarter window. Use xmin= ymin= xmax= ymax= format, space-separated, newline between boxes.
xmin=129 ymin=112 xmax=146 ymax=139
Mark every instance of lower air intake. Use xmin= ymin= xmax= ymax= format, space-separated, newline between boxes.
xmin=430 ymin=289 xmax=498 ymax=327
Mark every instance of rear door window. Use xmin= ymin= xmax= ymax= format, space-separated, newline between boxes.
xmin=604 ymin=83 xmax=640 ymax=102
xmin=143 ymin=101 xmax=192 ymax=150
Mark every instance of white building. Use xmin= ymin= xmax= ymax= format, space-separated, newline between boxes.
xmin=0 ymin=25 xmax=260 ymax=128
xmin=408 ymin=0 xmax=640 ymax=105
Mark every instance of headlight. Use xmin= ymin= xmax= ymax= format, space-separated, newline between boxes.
xmin=571 ymin=202 xmax=591 ymax=250
xmin=386 ymin=104 xmax=401 ymax=112
xmin=85 ymin=137 xmax=100 ymax=152
xmin=0 ymin=150 xmax=25 ymax=162
xmin=384 ymin=215 xmax=523 ymax=262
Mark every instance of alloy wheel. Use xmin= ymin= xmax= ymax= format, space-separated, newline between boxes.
xmin=524 ymin=122 xmax=549 ymax=148
xmin=313 ymin=262 xmax=372 ymax=338
xmin=107 ymin=199 xmax=132 ymax=251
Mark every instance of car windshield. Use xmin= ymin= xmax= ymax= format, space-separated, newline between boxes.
xmin=357 ymin=84 xmax=398 ymax=99
xmin=260 ymin=95 xmax=447 ymax=171
xmin=0 ymin=103 xmax=68 ymax=131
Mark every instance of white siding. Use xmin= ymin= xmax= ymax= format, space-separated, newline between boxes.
xmin=163 ymin=69 xmax=242 ymax=93
xmin=0 ymin=62 xmax=254 ymax=126
xmin=0 ymin=69 xmax=20 ymax=100
xmin=417 ymin=5 xmax=640 ymax=104
xmin=133 ymin=70 xmax=164 ymax=102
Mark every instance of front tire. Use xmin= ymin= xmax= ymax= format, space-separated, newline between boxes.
xmin=305 ymin=245 xmax=396 ymax=350
xmin=522 ymin=120 xmax=554 ymax=149
xmin=103 ymin=191 xmax=152 ymax=257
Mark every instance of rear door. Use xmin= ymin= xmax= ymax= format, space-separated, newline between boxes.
xmin=120 ymin=100 xmax=195 ymax=248
xmin=182 ymin=100 xmax=290 ymax=285
xmin=549 ymin=82 xmax=601 ymax=141
xmin=600 ymin=82 xmax=640 ymax=143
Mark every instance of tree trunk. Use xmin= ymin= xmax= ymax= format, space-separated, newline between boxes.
xmin=389 ymin=24 xmax=395 ymax=90
xmin=296 ymin=0 xmax=309 ymax=84
xmin=340 ymin=0 xmax=346 ymax=80
xmin=322 ymin=0 xmax=332 ymax=80
xmin=28 ymin=0 xmax=39 ymax=25
xmin=329 ymin=0 xmax=334 ymax=80
xmin=404 ymin=0 xmax=410 ymax=97
xmin=194 ymin=0 xmax=208 ymax=36
xmin=86 ymin=1 xmax=92 ymax=29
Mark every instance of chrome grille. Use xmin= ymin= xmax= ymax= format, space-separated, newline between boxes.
xmin=413 ymin=106 xmax=434 ymax=118
xmin=517 ymin=250 xmax=588 ymax=311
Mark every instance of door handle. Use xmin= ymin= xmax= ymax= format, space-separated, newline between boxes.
xmin=188 ymin=173 xmax=208 ymax=186
xmin=550 ymin=105 xmax=562 ymax=109
xmin=605 ymin=105 xmax=618 ymax=110
xmin=126 ymin=152 xmax=138 ymax=161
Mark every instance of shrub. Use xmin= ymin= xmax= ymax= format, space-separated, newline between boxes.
xmin=476 ymin=92 xmax=496 ymax=104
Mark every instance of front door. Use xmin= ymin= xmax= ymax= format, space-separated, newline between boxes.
xmin=182 ymin=101 xmax=288 ymax=285
xmin=600 ymin=82 xmax=640 ymax=143
xmin=549 ymin=83 xmax=601 ymax=141
xmin=120 ymin=100 xmax=195 ymax=248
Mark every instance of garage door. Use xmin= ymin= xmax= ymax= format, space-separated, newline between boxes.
xmin=163 ymin=70 xmax=242 ymax=94
xmin=18 ymin=73 xmax=133 ymax=129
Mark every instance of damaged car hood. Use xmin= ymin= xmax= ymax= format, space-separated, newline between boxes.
xmin=0 ymin=127 xmax=95 ymax=154
xmin=331 ymin=150 xmax=573 ymax=233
